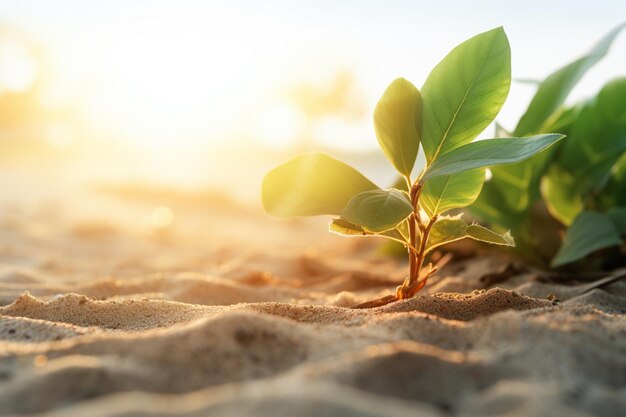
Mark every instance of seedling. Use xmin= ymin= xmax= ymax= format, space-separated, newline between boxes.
xmin=262 ymin=27 xmax=564 ymax=301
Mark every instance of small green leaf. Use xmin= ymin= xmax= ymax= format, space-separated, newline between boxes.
xmin=262 ymin=153 xmax=378 ymax=217
xmin=551 ymin=211 xmax=623 ymax=267
xmin=329 ymin=218 xmax=369 ymax=236
xmin=514 ymin=23 xmax=625 ymax=136
xmin=374 ymin=78 xmax=422 ymax=176
xmin=329 ymin=218 xmax=408 ymax=243
xmin=422 ymin=134 xmax=565 ymax=180
xmin=425 ymin=216 xmax=469 ymax=254
xmin=421 ymin=27 xmax=511 ymax=164
xmin=466 ymin=224 xmax=515 ymax=246
xmin=421 ymin=169 xmax=485 ymax=217
xmin=342 ymin=189 xmax=413 ymax=233
xmin=425 ymin=217 xmax=515 ymax=255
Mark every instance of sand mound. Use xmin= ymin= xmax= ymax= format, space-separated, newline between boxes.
xmin=0 ymin=201 xmax=624 ymax=417
xmin=0 ymin=292 xmax=219 ymax=331
xmin=1 ymin=281 xmax=624 ymax=416
xmin=380 ymin=288 xmax=554 ymax=320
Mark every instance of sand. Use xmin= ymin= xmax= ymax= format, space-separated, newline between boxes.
xmin=0 ymin=190 xmax=624 ymax=417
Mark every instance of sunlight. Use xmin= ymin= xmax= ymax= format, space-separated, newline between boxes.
xmin=81 ymin=25 xmax=259 ymax=151
xmin=256 ymin=104 xmax=306 ymax=149
xmin=0 ymin=35 xmax=36 ymax=93
xmin=150 ymin=206 xmax=174 ymax=228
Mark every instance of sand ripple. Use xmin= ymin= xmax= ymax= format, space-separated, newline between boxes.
xmin=0 ymin=280 xmax=624 ymax=416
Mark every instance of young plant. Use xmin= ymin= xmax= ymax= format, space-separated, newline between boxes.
xmin=470 ymin=23 xmax=626 ymax=268
xmin=262 ymin=27 xmax=564 ymax=300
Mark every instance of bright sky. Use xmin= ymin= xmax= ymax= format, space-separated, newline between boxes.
xmin=0 ymin=0 xmax=624 ymax=156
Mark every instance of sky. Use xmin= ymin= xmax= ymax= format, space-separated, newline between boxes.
xmin=0 ymin=0 xmax=624 ymax=188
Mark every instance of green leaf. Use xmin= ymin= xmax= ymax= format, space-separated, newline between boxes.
xmin=421 ymin=169 xmax=485 ymax=217
xmin=557 ymin=78 xmax=626 ymax=194
xmin=551 ymin=211 xmax=623 ymax=267
xmin=422 ymin=134 xmax=565 ymax=180
xmin=474 ymin=24 xmax=625 ymax=230
xmin=342 ymin=189 xmax=413 ymax=233
xmin=329 ymin=217 xmax=369 ymax=236
xmin=514 ymin=22 xmax=625 ymax=136
xmin=425 ymin=216 xmax=469 ymax=254
xmin=607 ymin=208 xmax=626 ymax=235
xmin=262 ymin=152 xmax=378 ymax=217
xmin=374 ymin=78 xmax=422 ymax=176
xmin=537 ymin=78 xmax=626 ymax=228
xmin=466 ymin=224 xmax=515 ymax=246
xmin=425 ymin=217 xmax=515 ymax=255
xmin=541 ymin=165 xmax=583 ymax=226
xmin=329 ymin=218 xmax=408 ymax=243
xmin=421 ymin=27 xmax=511 ymax=164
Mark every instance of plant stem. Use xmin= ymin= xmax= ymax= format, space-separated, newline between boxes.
xmin=413 ymin=214 xmax=438 ymax=286
xmin=408 ymin=212 xmax=417 ymax=285
xmin=408 ymin=184 xmax=422 ymax=283
xmin=397 ymin=184 xmax=421 ymax=299
xmin=397 ymin=181 xmax=439 ymax=300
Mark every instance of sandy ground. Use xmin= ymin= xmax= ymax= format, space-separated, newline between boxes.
xmin=0 ymin=187 xmax=624 ymax=417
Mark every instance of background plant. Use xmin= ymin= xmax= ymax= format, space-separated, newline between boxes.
xmin=470 ymin=23 xmax=626 ymax=269
xmin=262 ymin=27 xmax=564 ymax=300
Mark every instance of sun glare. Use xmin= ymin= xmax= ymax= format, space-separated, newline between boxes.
xmin=150 ymin=206 xmax=174 ymax=228
xmin=81 ymin=25 xmax=260 ymax=151
xmin=0 ymin=2 xmax=386 ymax=175
xmin=256 ymin=104 xmax=306 ymax=149
xmin=0 ymin=35 xmax=36 ymax=93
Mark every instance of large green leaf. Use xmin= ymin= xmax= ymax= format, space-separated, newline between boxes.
xmin=421 ymin=169 xmax=485 ymax=217
xmin=514 ymin=23 xmax=625 ymax=136
xmin=262 ymin=153 xmax=378 ymax=217
xmin=425 ymin=216 xmax=514 ymax=254
xmin=329 ymin=218 xmax=408 ymax=243
xmin=552 ymin=211 xmax=623 ymax=267
xmin=374 ymin=78 xmax=422 ymax=177
xmin=420 ymin=27 xmax=511 ymax=164
xmin=422 ymin=134 xmax=565 ymax=180
xmin=342 ymin=189 xmax=413 ymax=233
